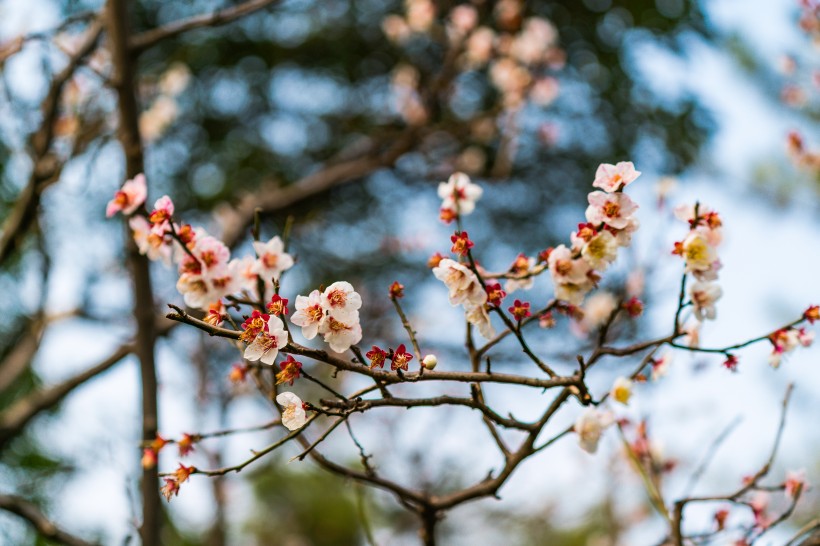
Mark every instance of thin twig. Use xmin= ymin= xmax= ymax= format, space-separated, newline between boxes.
xmin=130 ymin=0 xmax=283 ymax=53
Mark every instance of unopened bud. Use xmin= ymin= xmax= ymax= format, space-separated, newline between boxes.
xmin=422 ymin=354 xmax=437 ymax=370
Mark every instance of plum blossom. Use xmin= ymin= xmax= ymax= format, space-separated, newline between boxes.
xmin=390 ymin=344 xmax=414 ymax=371
xmin=321 ymin=281 xmax=362 ymax=322
xmin=432 ymin=259 xmax=487 ymax=307
xmin=677 ymin=232 xmax=718 ymax=275
xmin=175 ymin=235 xmax=237 ymax=309
xmin=580 ymin=230 xmax=618 ymax=270
xmin=804 ymin=305 xmax=819 ymax=324
xmin=554 ymin=278 xmax=594 ymax=306
xmin=291 ymin=290 xmax=325 ymax=339
xmin=465 ymin=304 xmax=496 ymax=339
xmin=130 ymin=215 xmax=172 ymax=264
xmin=148 ymin=195 xmax=174 ymax=231
xmin=508 ymin=299 xmax=531 ymax=321
xmin=548 ymin=245 xmax=590 ymax=285
xmin=318 ymin=315 xmax=362 ymax=353
xmin=275 ymin=355 xmax=302 ymax=386
xmin=575 ymin=408 xmax=613 ymax=454
xmin=504 ymin=254 xmax=535 ymax=293
xmin=611 ymin=377 xmax=633 ymax=405
xmin=690 ymin=281 xmax=723 ymax=320
xmin=438 ymin=172 xmax=483 ymax=217
xmin=106 ymin=174 xmax=147 ymax=217
xmin=276 ymin=392 xmax=308 ymax=431
xmin=768 ymin=327 xmax=812 ymax=367
xmin=244 ymin=314 xmax=289 ymax=365
xmin=585 ymin=191 xmax=638 ymax=229
xmin=252 ymin=236 xmax=294 ymax=282
xmin=784 ymin=470 xmax=808 ymax=499
xmin=651 ymin=352 xmax=673 ymax=381
xmin=367 ymin=346 xmax=388 ymax=369
xmin=581 ymin=291 xmax=618 ymax=331
xmin=593 ymin=162 xmax=641 ymax=192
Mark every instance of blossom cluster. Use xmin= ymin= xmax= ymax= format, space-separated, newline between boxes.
xmin=546 ymin=161 xmax=642 ymax=305
xmin=672 ymin=202 xmax=724 ymax=323
xmin=107 ymin=174 xmax=295 ymax=312
xmin=291 ymin=282 xmax=363 ymax=353
xmin=768 ymin=324 xmax=814 ymax=368
xmin=432 ymin=257 xmax=496 ymax=339
xmin=383 ymin=2 xmax=565 ymax=114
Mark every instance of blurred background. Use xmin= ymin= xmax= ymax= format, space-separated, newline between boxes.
xmin=0 ymin=0 xmax=818 ymax=544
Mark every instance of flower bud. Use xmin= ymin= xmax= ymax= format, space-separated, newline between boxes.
xmin=422 ymin=354 xmax=438 ymax=370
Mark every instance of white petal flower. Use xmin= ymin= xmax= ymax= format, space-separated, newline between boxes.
xmin=321 ymin=281 xmax=362 ymax=322
xmin=689 ymin=281 xmax=722 ymax=321
xmin=291 ymin=290 xmax=325 ymax=340
xmin=252 ymin=236 xmax=294 ymax=282
xmin=611 ymin=377 xmax=633 ymax=405
xmin=548 ymin=245 xmax=591 ymax=285
xmin=437 ymin=172 xmax=483 ymax=215
xmin=585 ymin=191 xmax=639 ymax=229
xmin=465 ymin=304 xmax=496 ymax=339
xmin=276 ymin=392 xmax=307 ymax=431
xmin=129 ymin=215 xmax=172 ymax=265
xmin=593 ymin=161 xmax=641 ymax=192
xmin=432 ymin=259 xmax=487 ymax=307
xmin=652 ymin=352 xmax=673 ymax=380
xmin=681 ymin=232 xmax=717 ymax=274
xmin=581 ymin=230 xmax=618 ymax=270
xmin=581 ymin=291 xmax=618 ymax=330
xmin=319 ymin=315 xmax=362 ymax=353
xmin=554 ymin=280 xmax=593 ymax=306
xmin=575 ymin=408 xmax=613 ymax=454
xmin=244 ymin=315 xmax=289 ymax=365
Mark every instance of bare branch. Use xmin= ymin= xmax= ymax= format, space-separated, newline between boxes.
xmin=0 ymin=20 xmax=103 ymax=266
xmin=0 ymin=494 xmax=99 ymax=546
xmin=130 ymin=0 xmax=283 ymax=54
xmin=0 ymin=320 xmax=175 ymax=449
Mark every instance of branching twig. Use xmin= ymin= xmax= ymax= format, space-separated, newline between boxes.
xmin=130 ymin=0 xmax=283 ymax=53
xmin=0 ymin=494 xmax=99 ymax=546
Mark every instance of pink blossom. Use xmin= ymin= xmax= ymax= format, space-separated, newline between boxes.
xmin=276 ymin=392 xmax=307 ymax=431
xmin=129 ymin=215 xmax=172 ymax=264
xmin=547 ymin=245 xmax=590 ymax=285
xmin=690 ymin=281 xmax=722 ymax=321
xmin=321 ymin=281 xmax=362 ymax=322
xmin=592 ymin=162 xmax=641 ymax=192
xmin=244 ymin=314 xmax=289 ymax=365
xmin=585 ymin=191 xmax=639 ymax=229
xmin=291 ymin=290 xmax=325 ymax=340
xmin=432 ymin=259 xmax=487 ymax=307
xmin=252 ymin=235 xmax=294 ymax=282
xmin=106 ymin=174 xmax=147 ymax=217
xmin=319 ymin=315 xmax=362 ymax=353
xmin=437 ymin=172 xmax=483 ymax=216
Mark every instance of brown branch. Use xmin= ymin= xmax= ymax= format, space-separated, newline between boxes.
xmin=0 ymin=20 xmax=103 ymax=266
xmin=0 ymin=320 xmax=175 ymax=450
xmin=670 ymin=384 xmax=795 ymax=546
xmin=106 ymin=0 xmax=160 ymax=540
xmin=322 ymin=395 xmax=533 ymax=431
xmin=431 ymin=388 xmax=573 ymax=510
xmin=0 ymin=494 xmax=99 ymax=546
xmin=297 ymin=439 xmax=428 ymax=511
xmin=166 ymin=304 xmax=579 ymax=390
xmin=130 ymin=0 xmax=283 ymax=54
xmin=219 ymin=130 xmax=419 ymax=248
xmin=0 ymin=316 xmax=46 ymax=392
xmin=180 ymin=414 xmax=319 ymax=477
xmin=391 ymin=295 xmax=422 ymax=361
